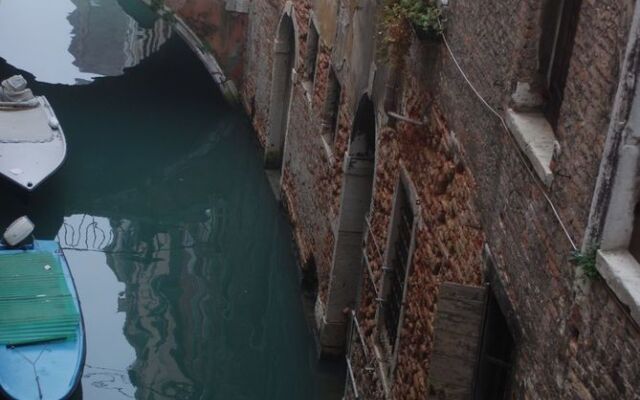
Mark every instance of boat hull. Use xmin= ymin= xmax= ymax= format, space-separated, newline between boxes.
xmin=0 ymin=240 xmax=85 ymax=400
xmin=0 ymin=97 xmax=67 ymax=191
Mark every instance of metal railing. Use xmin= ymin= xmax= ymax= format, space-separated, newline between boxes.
xmin=345 ymin=356 xmax=360 ymax=399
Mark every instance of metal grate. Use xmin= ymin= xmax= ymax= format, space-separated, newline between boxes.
xmin=384 ymin=183 xmax=414 ymax=348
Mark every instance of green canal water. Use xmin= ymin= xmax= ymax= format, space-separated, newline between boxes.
xmin=0 ymin=1 xmax=343 ymax=399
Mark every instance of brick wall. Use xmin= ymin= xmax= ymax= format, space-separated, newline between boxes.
xmin=234 ymin=0 xmax=640 ymax=398
xmin=422 ymin=0 xmax=638 ymax=398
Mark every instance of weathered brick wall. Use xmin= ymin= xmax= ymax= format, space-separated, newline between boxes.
xmin=341 ymin=51 xmax=486 ymax=398
xmin=240 ymin=0 xmax=283 ymax=144
xmin=281 ymin=75 xmax=351 ymax=302
xmin=234 ymin=0 xmax=640 ymax=398
xmin=423 ymin=0 xmax=640 ymax=398
xmin=241 ymin=0 xmax=371 ymax=307
xmin=563 ymin=281 xmax=640 ymax=398
xmin=390 ymin=84 xmax=486 ymax=400
xmin=551 ymin=0 xmax=635 ymax=238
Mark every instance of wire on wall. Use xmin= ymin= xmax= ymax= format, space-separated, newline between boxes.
xmin=438 ymin=27 xmax=579 ymax=252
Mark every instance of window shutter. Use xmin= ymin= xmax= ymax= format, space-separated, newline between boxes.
xmin=428 ymin=283 xmax=487 ymax=399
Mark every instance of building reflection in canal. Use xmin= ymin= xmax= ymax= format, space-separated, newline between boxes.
xmin=0 ymin=0 xmax=171 ymax=84
xmin=0 ymin=1 xmax=345 ymax=396
xmin=68 ymin=0 xmax=172 ymax=79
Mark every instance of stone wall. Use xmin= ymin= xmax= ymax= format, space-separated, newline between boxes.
xmin=235 ymin=0 xmax=640 ymax=399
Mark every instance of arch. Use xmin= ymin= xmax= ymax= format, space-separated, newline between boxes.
xmin=349 ymin=95 xmax=376 ymax=158
xmin=320 ymin=94 xmax=377 ymax=355
xmin=264 ymin=8 xmax=297 ymax=171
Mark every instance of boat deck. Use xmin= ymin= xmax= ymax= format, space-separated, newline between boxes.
xmin=0 ymin=97 xmax=67 ymax=190
xmin=0 ymin=241 xmax=85 ymax=400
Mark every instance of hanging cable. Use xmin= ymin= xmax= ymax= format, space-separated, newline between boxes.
xmin=438 ymin=26 xmax=578 ymax=251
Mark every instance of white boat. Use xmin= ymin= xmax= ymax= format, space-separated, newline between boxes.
xmin=0 ymin=75 xmax=67 ymax=191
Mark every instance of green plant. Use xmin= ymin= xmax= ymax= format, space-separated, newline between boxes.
xmin=399 ymin=0 xmax=442 ymax=34
xmin=378 ymin=0 xmax=443 ymax=67
xmin=570 ymin=247 xmax=599 ymax=279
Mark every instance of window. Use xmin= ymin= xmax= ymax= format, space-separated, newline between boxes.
xmin=505 ymin=0 xmax=582 ymax=187
xmin=628 ymin=203 xmax=640 ymax=262
xmin=305 ymin=20 xmax=319 ymax=83
xmin=539 ymin=0 xmax=582 ymax=128
xmin=322 ymin=67 xmax=341 ymax=144
xmin=594 ymin=130 xmax=640 ymax=324
xmin=473 ymin=290 xmax=515 ymax=400
xmin=428 ymin=283 xmax=515 ymax=399
xmin=381 ymin=177 xmax=417 ymax=352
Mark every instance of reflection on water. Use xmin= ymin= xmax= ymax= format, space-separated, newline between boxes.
xmin=0 ymin=0 xmax=171 ymax=84
xmin=61 ymin=215 xmax=137 ymax=399
xmin=0 ymin=14 xmax=344 ymax=400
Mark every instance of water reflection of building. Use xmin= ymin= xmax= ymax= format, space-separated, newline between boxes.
xmin=98 ymin=196 xmax=226 ymax=399
xmin=55 ymin=124 xmax=231 ymax=397
xmin=68 ymin=0 xmax=172 ymax=77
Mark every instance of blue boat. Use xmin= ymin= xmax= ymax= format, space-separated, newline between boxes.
xmin=0 ymin=240 xmax=85 ymax=400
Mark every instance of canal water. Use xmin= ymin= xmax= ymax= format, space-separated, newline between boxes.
xmin=0 ymin=1 xmax=343 ymax=399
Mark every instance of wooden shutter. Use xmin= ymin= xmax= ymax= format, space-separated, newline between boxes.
xmin=428 ymin=283 xmax=487 ymax=399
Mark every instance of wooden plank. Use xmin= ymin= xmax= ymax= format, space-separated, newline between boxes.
xmin=428 ymin=283 xmax=486 ymax=399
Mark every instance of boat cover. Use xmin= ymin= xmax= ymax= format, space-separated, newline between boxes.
xmin=0 ymin=101 xmax=55 ymax=143
xmin=0 ymin=251 xmax=80 ymax=345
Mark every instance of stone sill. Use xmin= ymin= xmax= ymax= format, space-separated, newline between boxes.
xmin=321 ymin=134 xmax=335 ymax=166
xmin=597 ymin=249 xmax=640 ymax=325
xmin=225 ymin=0 xmax=249 ymax=13
xmin=505 ymin=108 xmax=558 ymax=187
xmin=300 ymin=80 xmax=314 ymax=105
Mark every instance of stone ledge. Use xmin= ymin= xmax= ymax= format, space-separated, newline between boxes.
xmin=225 ymin=0 xmax=249 ymax=13
xmin=300 ymin=80 xmax=314 ymax=105
xmin=505 ymin=108 xmax=558 ymax=187
xmin=597 ymin=250 xmax=640 ymax=325
xmin=321 ymin=134 xmax=336 ymax=166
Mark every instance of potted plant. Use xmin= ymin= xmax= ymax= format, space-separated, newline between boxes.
xmin=379 ymin=0 xmax=442 ymax=61
xmin=403 ymin=0 xmax=443 ymax=41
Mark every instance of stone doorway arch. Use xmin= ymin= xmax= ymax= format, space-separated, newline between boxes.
xmin=265 ymin=12 xmax=296 ymax=173
xmin=320 ymin=95 xmax=377 ymax=355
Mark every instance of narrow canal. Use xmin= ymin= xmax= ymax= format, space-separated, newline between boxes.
xmin=0 ymin=1 xmax=343 ymax=399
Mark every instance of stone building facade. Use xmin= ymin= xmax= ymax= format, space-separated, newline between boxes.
xmin=171 ymin=0 xmax=640 ymax=398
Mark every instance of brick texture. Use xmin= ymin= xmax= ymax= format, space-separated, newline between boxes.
xmin=188 ymin=0 xmax=640 ymax=398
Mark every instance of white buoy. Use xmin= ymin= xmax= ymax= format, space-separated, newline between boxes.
xmin=3 ymin=216 xmax=35 ymax=247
